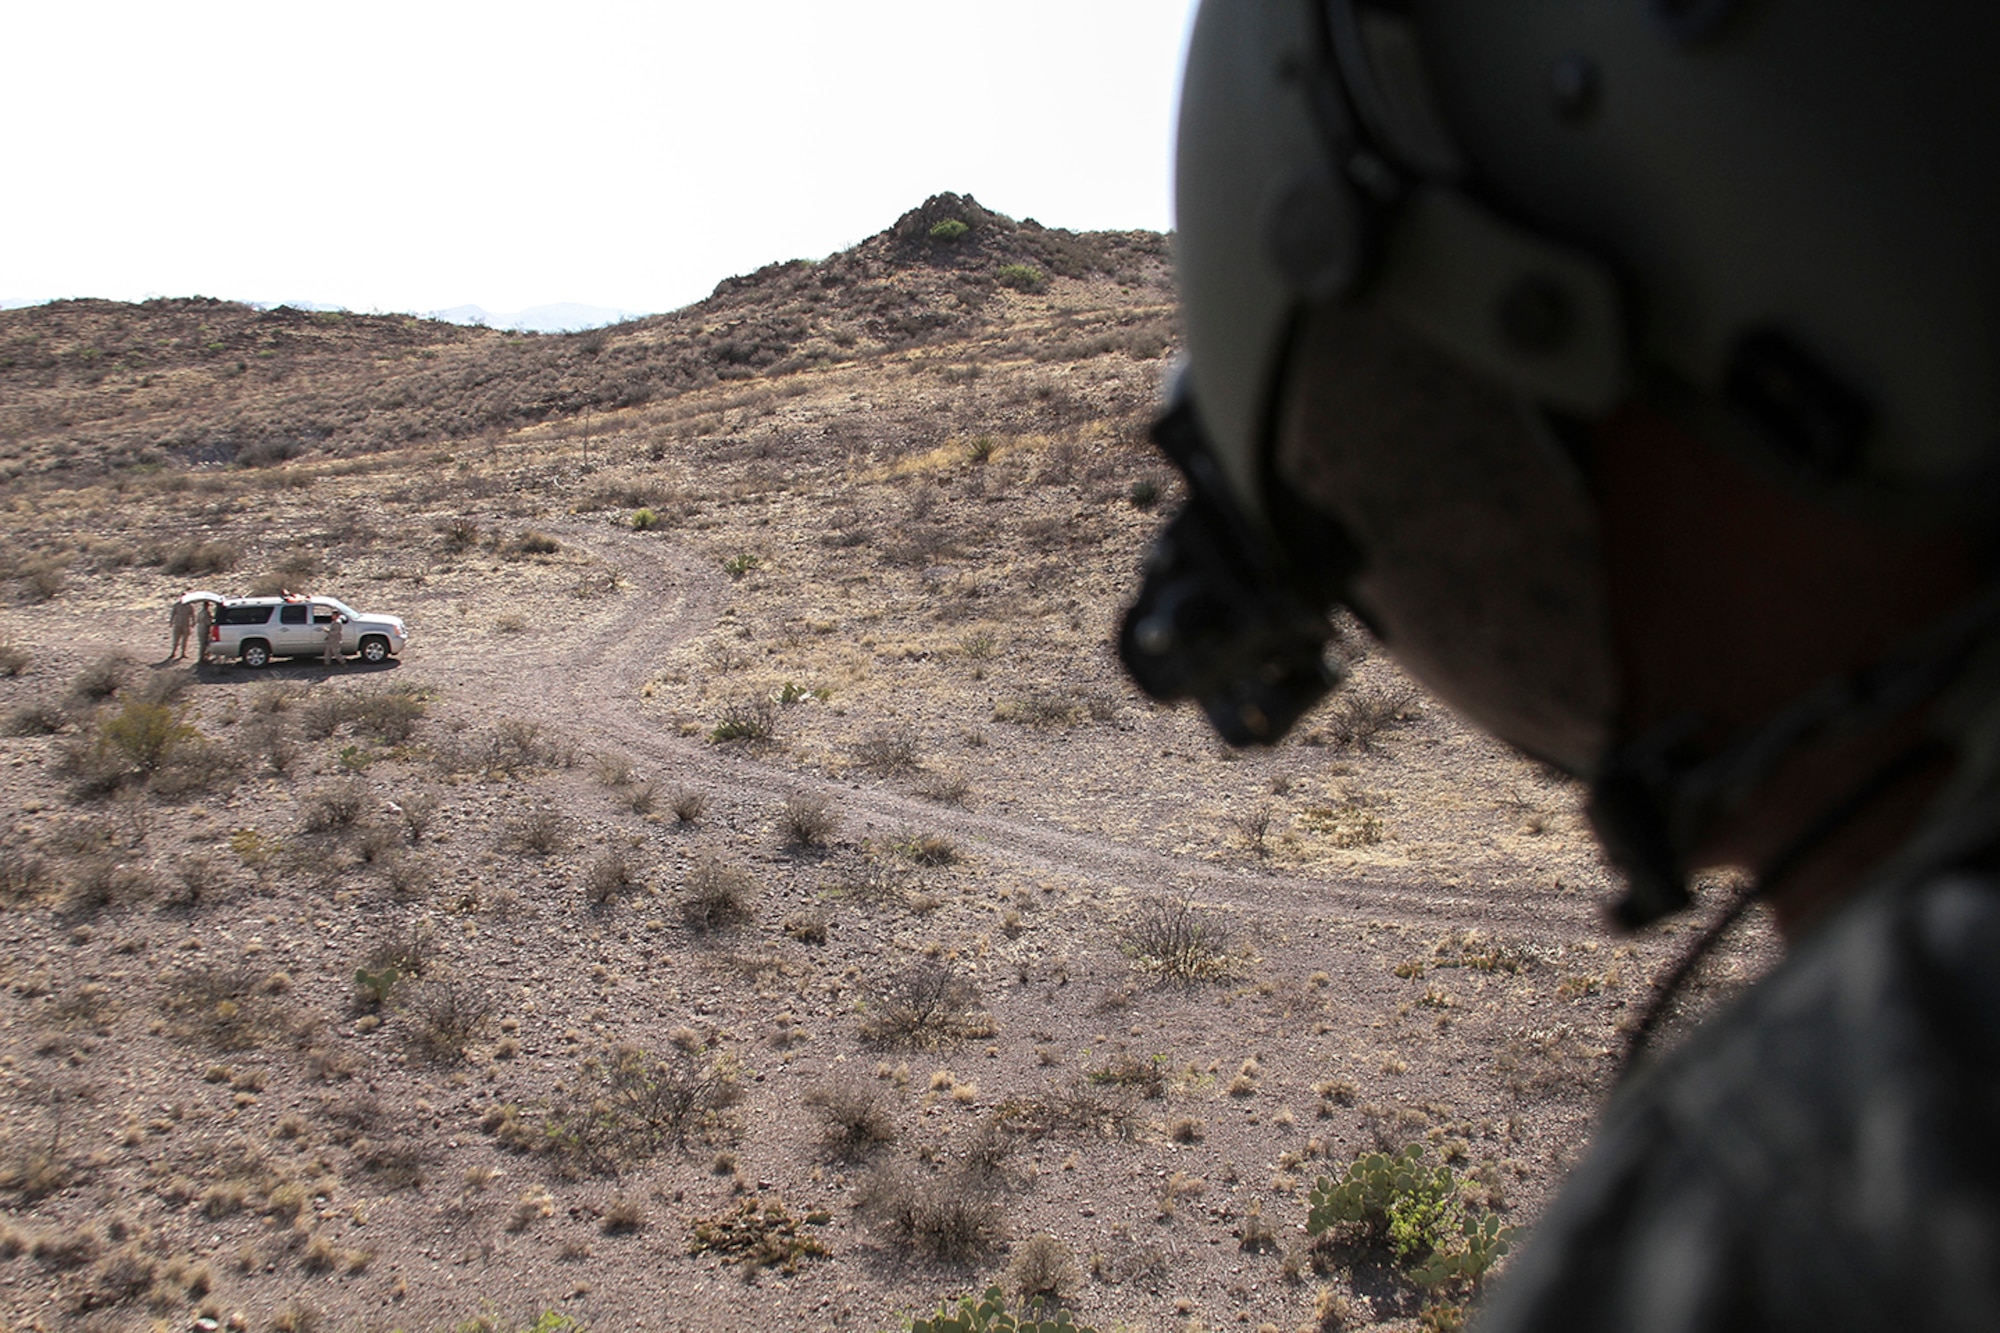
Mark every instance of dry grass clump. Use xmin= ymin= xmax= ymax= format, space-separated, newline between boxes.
xmin=504 ymin=807 xmax=569 ymax=855
xmin=681 ymin=855 xmax=759 ymax=933
xmin=68 ymin=654 xmax=130 ymax=703
xmin=802 ymin=1079 xmax=899 ymax=1161
xmin=712 ymin=695 xmax=778 ymax=743
xmin=1121 ymin=896 xmax=1241 ymax=986
xmin=851 ymin=723 xmax=921 ymax=774
xmin=1008 ymin=1232 xmax=1083 ymax=1309
xmin=4 ymin=700 xmax=66 ymax=736
xmin=0 ymin=641 xmax=29 ymax=677
xmin=669 ymin=786 xmax=709 ymax=824
xmin=541 ymin=1044 xmax=743 ymax=1174
xmin=584 ymin=846 xmax=642 ymax=905
xmin=889 ymin=829 xmax=960 ymax=866
xmin=861 ymin=960 xmax=995 ymax=1048
xmin=298 ymin=778 xmax=369 ymax=834
xmin=162 ymin=538 xmax=238 ymax=576
xmin=779 ymin=791 xmax=839 ymax=849
xmin=158 ymin=964 xmax=296 ymax=1051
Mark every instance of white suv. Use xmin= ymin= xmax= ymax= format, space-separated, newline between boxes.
xmin=183 ymin=592 xmax=410 ymax=667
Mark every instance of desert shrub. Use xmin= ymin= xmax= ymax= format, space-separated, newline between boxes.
xmin=17 ymin=558 xmax=66 ymax=602
xmin=0 ymin=641 xmax=28 ymax=676
xmin=1325 ymin=687 xmax=1417 ymax=750
xmin=1007 ymin=1233 xmax=1083 ymax=1310
xmin=669 ymin=786 xmax=708 ymax=824
xmin=783 ymin=909 xmax=830 ymax=945
xmin=909 ymin=1285 xmax=1101 ymax=1333
xmin=779 ymin=791 xmax=839 ymax=849
xmin=861 ymin=961 xmax=994 ymax=1048
xmin=503 ymin=530 xmax=561 ymax=557
xmin=681 ymin=855 xmax=758 ymax=933
xmin=483 ymin=717 xmax=553 ymax=773
xmin=858 ymin=1161 xmax=1007 ymax=1263
xmin=996 ymin=263 xmax=1047 ymax=292
xmin=1120 ymin=897 xmax=1239 ymax=986
xmin=396 ymin=789 xmax=439 ymax=843
xmin=803 ymin=1080 xmax=898 ymax=1161
xmin=992 ymin=692 xmax=1084 ymax=728
xmin=163 ymin=540 xmax=239 ymax=576
xmin=584 ymin=847 xmax=641 ymax=905
xmin=53 ymin=734 xmax=131 ymax=799
xmin=851 ymin=724 xmax=921 ymax=774
xmin=69 ymin=654 xmax=128 ymax=702
xmin=1128 ymin=477 xmax=1162 ymax=509
xmin=505 ymin=808 xmax=569 ymax=855
xmin=889 ymin=830 xmax=960 ymax=866
xmin=929 ymin=218 xmax=969 ymax=242
xmin=351 ymin=687 xmax=425 ymax=743
xmin=630 ymin=507 xmax=662 ymax=531
xmin=0 ymin=849 xmax=51 ymax=905
xmin=165 ymin=854 xmax=226 ymax=909
xmin=439 ymin=518 xmax=481 ymax=552
xmin=1088 ymin=1053 xmax=1167 ymax=1100
xmin=620 ymin=779 xmax=656 ymax=814
xmin=711 ymin=696 xmax=777 ymax=743
xmin=4 ymin=701 xmax=65 ymax=736
xmin=542 ymin=1044 xmax=743 ymax=1173
xmin=299 ymin=778 xmax=369 ymax=834
xmin=158 ymin=963 xmax=295 ymax=1051
xmin=592 ymin=753 xmax=635 ymax=788
xmin=97 ymin=699 xmax=195 ymax=776
xmin=403 ymin=979 xmax=495 ymax=1062
xmin=61 ymin=855 xmax=157 ymax=915
xmin=914 ymin=770 xmax=972 ymax=806
xmin=687 ymin=1196 xmax=831 ymax=1275
xmin=723 ymin=552 xmax=761 ymax=579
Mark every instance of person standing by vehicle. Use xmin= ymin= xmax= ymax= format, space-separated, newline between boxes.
xmin=168 ymin=596 xmax=193 ymax=661
xmin=321 ymin=612 xmax=346 ymax=667
xmin=194 ymin=599 xmax=213 ymax=665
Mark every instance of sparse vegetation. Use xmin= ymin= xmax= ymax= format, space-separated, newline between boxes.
xmin=541 ymin=1044 xmax=743 ymax=1173
xmin=779 ymin=791 xmax=839 ymax=849
xmin=861 ymin=960 xmax=994 ymax=1048
xmin=681 ymin=855 xmax=759 ymax=932
xmin=1121 ymin=897 xmax=1240 ymax=985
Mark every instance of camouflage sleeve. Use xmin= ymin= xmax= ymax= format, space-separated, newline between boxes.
xmin=1474 ymin=870 xmax=2000 ymax=1333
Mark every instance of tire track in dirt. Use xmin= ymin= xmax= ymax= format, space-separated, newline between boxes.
xmin=473 ymin=521 xmax=1607 ymax=941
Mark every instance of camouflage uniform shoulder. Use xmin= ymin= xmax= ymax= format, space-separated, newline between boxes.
xmin=1475 ymin=867 xmax=2000 ymax=1333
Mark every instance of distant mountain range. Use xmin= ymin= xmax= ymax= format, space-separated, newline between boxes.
xmin=0 ymin=297 xmax=647 ymax=334
xmin=425 ymin=303 xmax=648 ymax=333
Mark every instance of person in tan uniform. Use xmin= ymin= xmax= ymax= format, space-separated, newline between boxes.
xmin=321 ymin=611 xmax=346 ymax=667
xmin=169 ymin=597 xmax=193 ymax=660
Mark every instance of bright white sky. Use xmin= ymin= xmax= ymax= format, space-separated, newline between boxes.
xmin=1 ymin=1 xmax=1199 ymax=319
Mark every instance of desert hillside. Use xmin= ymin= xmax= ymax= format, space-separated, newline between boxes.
xmin=0 ymin=195 xmax=1772 ymax=1333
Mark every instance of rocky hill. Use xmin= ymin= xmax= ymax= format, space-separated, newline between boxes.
xmin=0 ymin=193 xmax=1174 ymax=478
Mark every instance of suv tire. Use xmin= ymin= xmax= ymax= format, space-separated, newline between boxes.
xmin=240 ymin=641 xmax=272 ymax=669
xmin=359 ymin=635 xmax=389 ymax=664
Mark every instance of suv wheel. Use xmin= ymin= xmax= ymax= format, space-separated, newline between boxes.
xmin=359 ymin=636 xmax=389 ymax=664
xmin=240 ymin=641 xmax=271 ymax=669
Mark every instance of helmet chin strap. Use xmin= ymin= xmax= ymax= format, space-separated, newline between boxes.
xmin=1590 ymin=582 xmax=2000 ymax=929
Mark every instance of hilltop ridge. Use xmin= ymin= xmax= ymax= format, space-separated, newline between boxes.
xmin=0 ymin=194 xmax=1173 ymax=481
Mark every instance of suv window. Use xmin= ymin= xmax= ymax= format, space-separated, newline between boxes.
xmin=280 ymin=605 xmax=308 ymax=625
xmin=218 ymin=605 xmax=273 ymax=626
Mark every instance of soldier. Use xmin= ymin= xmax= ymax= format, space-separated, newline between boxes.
xmin=168 ymin=596 xmax=193 ymax=661
xmin=1125 ymin=5 xmax=2000 ymax=1329
xmin=193 ymin=599 xmax=213 ymax=665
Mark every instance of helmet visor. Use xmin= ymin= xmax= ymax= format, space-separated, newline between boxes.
xmin=1272 ymin=300 xmax=1619 ymax=773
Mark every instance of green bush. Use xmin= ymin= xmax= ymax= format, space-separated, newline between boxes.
xmin=1306 ymin=1145 xmax=1518 ymax=1295
xmin=909 ymin=1285 xmax=1097 ymax=1333
xmin=98 ymin=700 xmax=196 ymax=776
xmin=996 ymin=264 xmax=1046 ymax=292
xmin=631 ymin=507 xmax=661 ymax=531
xmin=929 ymin=219 xmax=970 ymax=243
